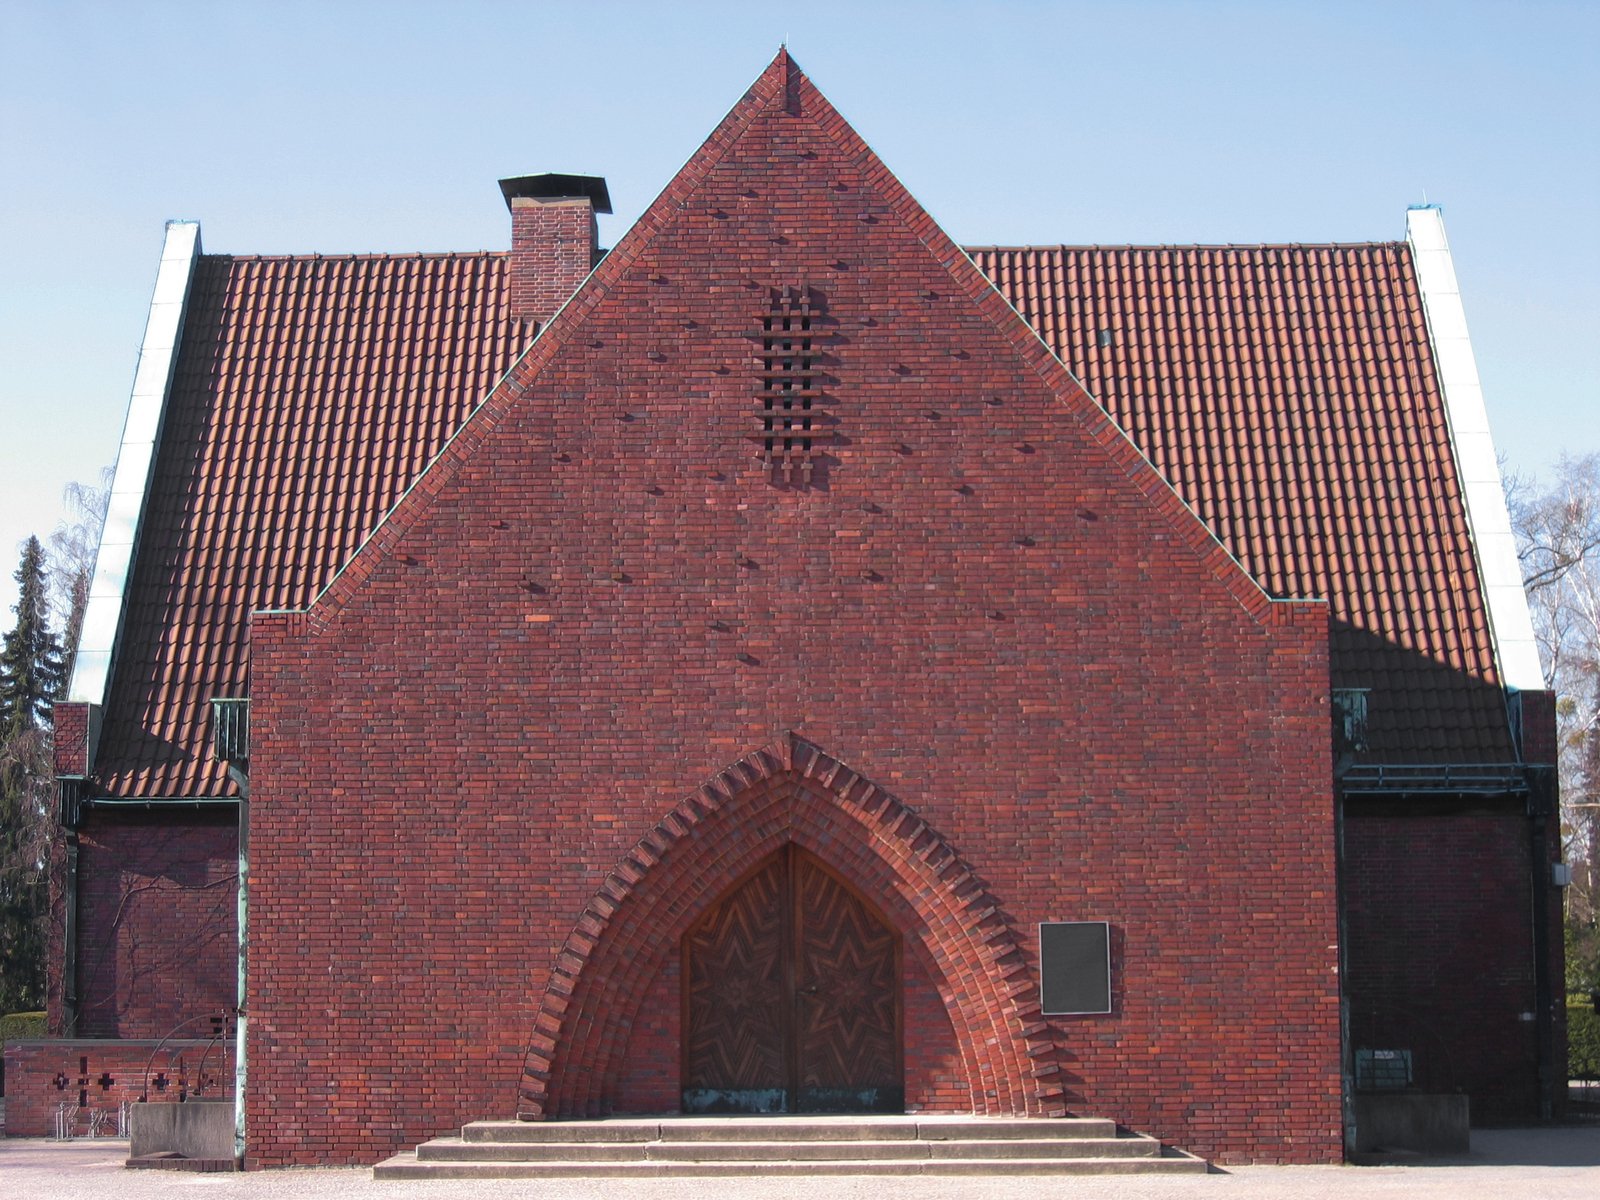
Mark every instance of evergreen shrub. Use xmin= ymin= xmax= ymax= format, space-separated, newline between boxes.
xmin=1570 ymin=995 xmax=1600 ymax=1081
xmin=0 ymin=1010 xmax=46 ymax=1042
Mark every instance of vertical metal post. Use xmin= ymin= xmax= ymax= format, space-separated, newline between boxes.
xmin=232 ymin=770 xmax=249 ymax=1165
xmin=64 ymin=836 xmax=80 ymax=1036
xmin=1334 ymin=788 xmax=1355 ymax=1157
xmin=1527 ymin=765 xmax=1558 ymax=1120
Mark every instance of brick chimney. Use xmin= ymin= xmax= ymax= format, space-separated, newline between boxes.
xmin=500 ymin=173 xmax=612 ymax=329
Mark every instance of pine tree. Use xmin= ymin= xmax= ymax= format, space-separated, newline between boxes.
xmin=0 ymin=536 xmax=63 ymax=1012
xmin=1 ymin=537 xmax=65 ymax=737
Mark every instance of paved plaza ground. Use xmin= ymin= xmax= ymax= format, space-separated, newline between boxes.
xmin=1 ymin=1126 xmax=1598 ymax=1200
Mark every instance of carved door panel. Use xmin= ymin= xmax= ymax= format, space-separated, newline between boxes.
xmin=794 ymin=855 xmax=902 ymax=1111
xmin=681 ymin=854 xmax=789 ymax=1111
xmin=682 ymin=845 xmax=902 ymax=1114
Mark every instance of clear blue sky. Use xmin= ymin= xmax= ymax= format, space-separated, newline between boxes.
xmin=2 ymin=0 xmax=1597 ymax=620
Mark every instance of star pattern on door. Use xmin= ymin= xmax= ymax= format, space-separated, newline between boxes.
xmin=682 ymin=844 xmax=902 ymax=1111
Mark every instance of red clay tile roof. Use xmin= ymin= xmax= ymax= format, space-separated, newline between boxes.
xmin=96 ymin=253 xmax=526 ymax=798
xmin=91 ymin=241 xmax=1512 ymax=798
xmin=971 ymin=243 xmax=1511 ymax=764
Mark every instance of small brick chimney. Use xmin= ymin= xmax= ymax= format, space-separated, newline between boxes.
xmin=500 ymin=173 xmax=612 ymax=329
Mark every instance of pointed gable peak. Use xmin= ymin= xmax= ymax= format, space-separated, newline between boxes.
xmin=309 ymin=51 xmax=1286 ymax=628
xmin=764 ymin=43 xmax=796 ymax=94
xmin=755 ymin=43 xmax=806 ymax=116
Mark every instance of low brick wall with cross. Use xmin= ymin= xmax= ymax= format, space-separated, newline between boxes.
xmin=2 ymin=1039 xmax=236 ymax=1137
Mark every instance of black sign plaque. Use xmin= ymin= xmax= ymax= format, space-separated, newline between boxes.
xmin=1039 ymin=921 xmax=1111 ymax=1015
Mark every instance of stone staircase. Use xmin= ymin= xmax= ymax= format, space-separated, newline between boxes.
xmin=373 ymin=1114 xmax=1207 ymax=1178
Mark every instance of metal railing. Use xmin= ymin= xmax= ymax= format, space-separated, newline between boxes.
xmin=1338 ymin=762 xmax=1528 ymax=795
xmin=211 ymin=698 xmax=250 ymax=763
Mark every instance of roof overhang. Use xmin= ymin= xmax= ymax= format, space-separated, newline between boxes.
xmin=70 ymin=220 xmax=203 ymax=718
xmin=1406 ymin=205 xmax=1545 ymax=693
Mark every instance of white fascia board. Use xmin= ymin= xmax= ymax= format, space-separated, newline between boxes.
xmin=1405 ymin=205 xmax=1545 ymax=691
xmin=69 ymin=220 xmax=202 ymax=707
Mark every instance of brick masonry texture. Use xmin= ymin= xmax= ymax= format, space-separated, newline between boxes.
xmin=510 ymin=197 xmax=598 ymax=327
xmin=71 ymin=811 xmax=239 ymax=1038
xmin=82 ymin=127 xmax=1509 ymax=811
xmin=1343 ymin=800 xmax=1559 ymax=1122
xmin=3 ymin=1039 xmax=235 ymax=1137
xmin=245 ymin=54 xmax=1341 ymax=1167
xmin=53 ymin=701 xmax=90 ymax=776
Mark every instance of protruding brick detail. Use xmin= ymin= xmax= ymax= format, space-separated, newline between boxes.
xmin=509 ymin=197 xmax=598 ymax=328
xmin=1513 ymin=688 xmax=1558 ymax=765
xmin=517 ymin=734 xmax=1060 ymax=1122
xmin=53 ymin=702 xmax=94 ymax=776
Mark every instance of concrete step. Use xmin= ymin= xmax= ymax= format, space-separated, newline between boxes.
xmin=375 ymin=1150 xmax=1208 ymax=1179
xmin=418 ymin=1134 xmax=1162 ymax=1163
xmin=459 ymin=1115 xmax=1119 ymax=1143
xmin=418 ymin=1137 xmax=646 ymax=1162
xmin=375 ymin=1114 xmax=1207 ymax=1179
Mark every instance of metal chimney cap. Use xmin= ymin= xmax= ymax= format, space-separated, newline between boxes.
xmin=499 ymin=174 xmax=612 ymax=214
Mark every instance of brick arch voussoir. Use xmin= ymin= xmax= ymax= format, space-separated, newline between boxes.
xmin=517 ymin=733 xmax=1062 ymax=1119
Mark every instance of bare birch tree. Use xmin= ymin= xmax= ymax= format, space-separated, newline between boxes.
xmin=1510 ymin=453 xmax=1600 ymax=990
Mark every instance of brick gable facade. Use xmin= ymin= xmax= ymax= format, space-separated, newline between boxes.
xmin=242 ymin=52 xmax=1339 ymax=1166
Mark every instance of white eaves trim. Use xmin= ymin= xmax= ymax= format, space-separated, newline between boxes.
xmin=69 ymin=220 xmax=202 ymax=708
xmin=1405 ymin=205 xmax=1545 ymax=692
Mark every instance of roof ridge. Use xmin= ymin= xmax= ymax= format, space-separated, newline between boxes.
xmin=966 ymin=241 xmax=1405 ymax=252
xmin=203 ymin=249 xmax=508 ymax=263
xmin=205 ymin=244 xmax=1406 ymax=266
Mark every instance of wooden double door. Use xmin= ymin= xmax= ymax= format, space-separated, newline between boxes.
xmin=682 ymin=844 xmax=903 ymax=1114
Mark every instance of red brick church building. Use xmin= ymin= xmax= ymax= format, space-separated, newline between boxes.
xmin=32 ymin=52 xmax=1563 ymax=1166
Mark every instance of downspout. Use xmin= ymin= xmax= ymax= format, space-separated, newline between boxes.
xmin=63 ymin=835 xmax=80 ymax=1036
xmin=212 ymin=695 xmax=250 ymax=1165
xmin=1526 ymin=762 xmax=1558 ymax=1119
xmin=1331 ymin=690 xmax=1367 ymax=1158
xmin=1335 ymin=790 xmax=1355 ymax=1154
xmin=232 ymin=763 xmax=249 ymax=1165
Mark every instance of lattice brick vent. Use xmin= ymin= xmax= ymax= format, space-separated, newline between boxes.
xmin=756 ymin=286 xmax=828 ymax=484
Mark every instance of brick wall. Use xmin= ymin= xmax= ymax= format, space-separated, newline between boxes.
xmin=242 ymin=58 xmax=1339 ymax=1167
xmin=1516 ymin=689 xmax=1559 ymax=765
xmin=3 ymin=1038 xmax=235 ymax=1137
xmin=71 ymin=811 xmax=238 ymax=1038
xmin=902 ymin=940 xmax=966 ymax=1111
xmin=1343 ymin=798 xmax=1544 ymax=1121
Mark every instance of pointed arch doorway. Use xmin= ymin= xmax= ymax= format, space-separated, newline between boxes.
xmin=681 ymin=843 xmax=903 ymax=1114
